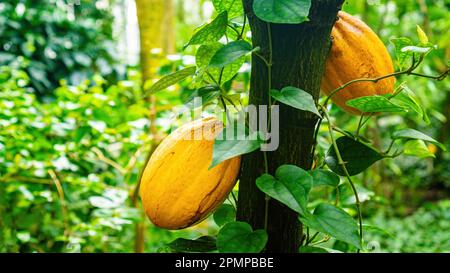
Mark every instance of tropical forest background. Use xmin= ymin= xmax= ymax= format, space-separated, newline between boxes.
xmin=0 ymin=0 xmax=449 ymax=253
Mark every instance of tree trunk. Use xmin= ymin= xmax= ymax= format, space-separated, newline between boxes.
xmin=135 ymin=0 xmax=165 ymax=253
xmin=136 ymin=0 xmax=164 ymax=82
xmin=163 ymin=0 xmax=176 ymax=54
xmin=237 ymin=0 xmax=344 ymax=253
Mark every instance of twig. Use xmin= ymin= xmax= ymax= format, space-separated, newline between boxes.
xmin=92 ymin=147 xmax=127 ymax=174
xmin=323 ymin=55 xmax=449 ymax=107
xmin=0 ymin=175 xmax=53 ymax=185
xmin=321 ymin=106 xmax=363 ymax=252
xmin=48 ymin=170 xmax=70 ymax=237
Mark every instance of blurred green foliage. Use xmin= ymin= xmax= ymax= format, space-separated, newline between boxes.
xmin=0 ymin=0 xmax=121 ymax=95
xmin=0 ymin=59 xmax=146 ymax=252
xmin=365 ymin=200 xmax=450 ymax=252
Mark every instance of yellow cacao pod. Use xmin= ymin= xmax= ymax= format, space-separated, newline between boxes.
xmin=321 ymin=11 xmax=395 ymax=114
xmin=139 ymin=117 xmax=241 ymax=230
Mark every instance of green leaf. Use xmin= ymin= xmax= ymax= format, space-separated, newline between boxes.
xmin=299 ymin=246 xmax=329 ymax=253
xmin=325 ymin=136 xmax=383 ymax=176
xmin=299 ymin=246 xmax=343 ymax=253
xmin=186 ymin=86 xmax=221 ymax=108
xmin=342 ymin=184 xmax=374 ymax=205
xmin=362 ymin=224 xmax=394 ymax=238
xmin=256 ymin=165 xmax=313 ymax=215
xmin=212 ymin=0 xmax=244 ymax=19
xmin=390 ymin=38 xmax=413 ymax=69
xmin=168 ymin=236 xmax=217 ymax=253
xmin=217 ymin=222 xmax=268 ymax=253
xmin=404 ymin=140 xmax=435 ymax=159
xmin=213 ymin=204 xmax=236 ymax=227
xmin=392 ymin=129 xmax=446 ymax=151
xmin=186 ymin=12 xmax=228 ymax=47
xmin=390 ymin=86 xmax=429 ymax=123
xmin=300 ymin=203 xmax=361 ymax=249
xmin=309 ymin=169 xmax=340 ymax=188
xmin=416 ymin=25 xmax=429 ymax=45
xmin=253 ymin=0 xmax=311 ymax=24
xmin=346 ymin=95 xmax=406 ymax=113
xmin=209 ymin=40 xmax=253 ymax=68
xmin=270 ymin=87 xmax=321 ymax=117
xmin=146 ymin=66 xmax=196 ymax=94
xmin=211 ymin=126 xmax=263 ymax=168
xmin=196 ymin=42 xmax=245 ymax=84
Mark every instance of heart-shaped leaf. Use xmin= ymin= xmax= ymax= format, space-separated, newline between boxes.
xmin=346 ymin=95 xmax=407 ymax=113
xmin=404 ymin=140 xmax=435 ymax=158
xmin=390 ymin=37 xmax=413 ymax=69
xmin=209 ymin=40 xmax=254 ymax=68
xmin=270 ymin=87 xmax=321 ymax=117
xmin=212 ymin=0 xmax=244 ymax=19
xmin=186 ymin=12 xmax=228 ymax=47
xmin=196 ymin=42 xmax=245 ymax=84
xmin=253 ymin=0 xmax=311 ymax=24
xmin=256 ymin=165 xmax=313 ymax=215
xmin=300 ymin=203 xmax=361 ymax=249
xmin=217 ymin=221 xmax=268 ymax=253
xmin=309 ymin=169 xmax=340 ymax=188
xmin=211 ymin=126 xmax=264 ymax=168
xmin=392 ymin=129 xmax=445 ymax=150
xmin=325 ymin=136 xmax=383 ymax=176
xmin=342 ymin=184 xmax=374 ymax=205
xmin=213 ymin=204 xmax=236 ymax=227
xmin=168 ymin=236 xmax=217 ymax=253
xmin=390 ymin=86 xmax=429 ymax=123
xmin=146 ymin=67 xmax=196 ymax=94
xmin=186 ymin=86 xmax=221 ymax=108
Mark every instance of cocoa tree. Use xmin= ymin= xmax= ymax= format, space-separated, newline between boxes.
xmin=236 ymin=0 xmax=344 ymax=253
xmin=143 ymin=0 xmax=448 ymax=253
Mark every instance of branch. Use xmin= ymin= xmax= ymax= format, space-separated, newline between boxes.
xmin=323 ymin=55 xmax=449 ymax=106
xmin=48 ymin=170 xmax=70 ymax=237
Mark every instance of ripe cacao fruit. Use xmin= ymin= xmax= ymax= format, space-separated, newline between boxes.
xmin=321 ymin=11 xmax=395 ymax=114
xmin=139 ymin=117 xmax=241 ymax=230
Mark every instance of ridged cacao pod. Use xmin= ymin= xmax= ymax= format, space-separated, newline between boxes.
xmin=139 ymin=117 xmax=241 ymax=230
xmin=321 ymin=11 xmax=395 ymax=114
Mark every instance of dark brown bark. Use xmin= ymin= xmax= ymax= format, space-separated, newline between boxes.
xmin=237 ymin=0 xmax=344 ymax=253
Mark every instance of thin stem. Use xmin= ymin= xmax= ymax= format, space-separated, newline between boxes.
xmin=262 ymin=22 xmax=274 ymax=232
xmin=359 ymin=113 xmax=375 ymax=131
xmin=220 ymin=96 xmax=233 ymax=124
xmin=231 ymin=191 xmax=238 ymax=206
xmin=408 ymin=70 xmax=449 ymax=80
xmin=331 ymin=126 xmax=348 ymax=136
xmin=310 ymin=117 xmax=323 ymax=169
xmin=311 ymin=235 xmax=331 ymax=246
xmin=334 ymin=186 xmax=340 ymax=206
xmin=48 ymin=170 xmax=70 ymax=237
xmin=321 ymin=106 xmax=363 ymax=251
xmin=385 ymin=139 xmax=396 ymax=154
xmin=218 ymin=67 xmax=225 ymax=85
xmin=323 ymin=57 xmax=449 ymax=107
xmin=227 ymin=23 xmax=241 ymax=37
xmin=324 ymin=70 xmax=406 ymax=106
xmin=239 ymin=15 xmax=247 ymax=39
xmin=306 ymin=232 xmax=320 ymax=245
xmin=305 ymin=227 xmax=310 ymax=245
xmin=253 ymin=52 xmax=271 ymax=67
xmin=355 ymin=114 xmax=365 ymax=138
